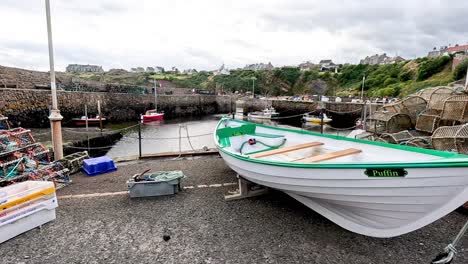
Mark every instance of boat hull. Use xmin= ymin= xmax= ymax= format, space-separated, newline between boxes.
xmin=304 ymin=118 xmax=332 ymax=124
xmin=142 ymin=113 xmax=164 ymax=122
xmin=218 ymin=150 xmax=468 ymax=237
xmin=71 ymin=119 xmax=106 ymax=127
xmin=247 ymin=114 xmax=279 ymax=120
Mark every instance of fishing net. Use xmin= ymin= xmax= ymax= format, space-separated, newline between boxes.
xmin=440 ymin=95 xmax=468 ymax=122
xmin=431 ymin=124 xmax=468 ymax=154
xmin=0 ymin=124 xmax=71 ymax=188
xmin=366 ymin=112 xmax=412 ymax=134
xmin=134 ymin=170 xmax=186 ymax=182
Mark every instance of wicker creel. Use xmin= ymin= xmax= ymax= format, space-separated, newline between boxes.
xmin=378 ymin=131 xmax=414 ymax=144
xmin=382 ymin=96 xmax=427 ymax=126
xmin=415 ymin=109 xmax=442 ymax=133
xmin=431 ymin=124 xmax=468 ymax=154
xmin=426 ymin=86 xmax=455 ymax=111
xmin=440 ymin=94 xmax=468 ymax=123
xmin=366 ymin=112 xmax=413 ymax=134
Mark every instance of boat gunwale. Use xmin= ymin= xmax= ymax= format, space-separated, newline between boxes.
xmin=214 ymin=118 xmax=468 ymax=169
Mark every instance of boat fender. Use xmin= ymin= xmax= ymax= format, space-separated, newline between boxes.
xmin=248 ymin=138 xmax=256 ymax=145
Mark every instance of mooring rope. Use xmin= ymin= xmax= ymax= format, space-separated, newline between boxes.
xmin=239 ymin=138 xmax=286 ymax=154
xmin=62 ymin=123 xmax=140 ymax=134
xmin=326 ymin=125 xmax=358 ymax=131
xmin=127 ymin=132 xmax=212 ymax=140
xmin=270 ymin=112 xmax=312 ymax=120
xmin=65 ymin=145 xmax=114 ymax=150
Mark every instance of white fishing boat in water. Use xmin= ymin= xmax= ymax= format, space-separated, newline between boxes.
xmin=214 ymin=118 xmax=468 ymax=238
xmin=303 ymin=113 xmax=332 ymax=124
xmin=247 ymin=107 xmax=279 ymax=120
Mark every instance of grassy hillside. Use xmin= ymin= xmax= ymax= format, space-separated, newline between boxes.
xmin=70 ymin=55 xmax=468 ymax=98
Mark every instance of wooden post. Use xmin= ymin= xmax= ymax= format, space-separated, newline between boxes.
xmin=138 ymin=122 xmax=142 ymax=158
xmin=320 ymin=108 xmax=324 ymax=134
xmin=98 ymin=100 xmax=103 ymax=135
xmin=85 ymin=104 xmax=90 ymax=154
xmin=362 ymin=101 xmax=367 ymax=131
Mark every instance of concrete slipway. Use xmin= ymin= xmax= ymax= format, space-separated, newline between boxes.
xmin=0 ymin=156 xmax=466 ymax=264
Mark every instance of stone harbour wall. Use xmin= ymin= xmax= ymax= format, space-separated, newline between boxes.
xmin=0 ymin=88 xmax=234 ymax=127
xmin=0 ymin=65 xmax=52 ymax=89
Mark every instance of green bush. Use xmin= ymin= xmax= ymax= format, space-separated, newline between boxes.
xmin=273 ymin=67 xmax=301 ymax=85
xmin=398 ymin=70 xmax=414 ymax=81
xmin=417 ymin=56 xmax=451 ymax=81
xmin=453 ymin=59 xmax=468 ymax=80
xmin=383 ymin=77 xmax=398 ymax=87
xmin=376 ymin=87 xmax=396 ymax=97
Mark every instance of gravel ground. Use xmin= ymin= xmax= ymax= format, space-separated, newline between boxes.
xmin=0 ymin=156 xmax=467 ymax=264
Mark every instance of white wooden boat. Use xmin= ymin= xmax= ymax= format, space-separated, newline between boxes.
xmin=248 ymin=108 xmax=279 ymax=120
xmin=214 ymin=118 xmax=468 ymax=238
xmin=303 ymin=113 xmax=332 ymax=124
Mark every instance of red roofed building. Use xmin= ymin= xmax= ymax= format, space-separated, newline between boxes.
xmin=446 ymin=44 xmax=468 ymax=54
xmin=427 ymin=44 xmax=468 ymax=57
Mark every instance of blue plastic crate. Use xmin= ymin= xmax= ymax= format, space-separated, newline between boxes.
xmin=82 ymin=156 xmax=117 ymax=176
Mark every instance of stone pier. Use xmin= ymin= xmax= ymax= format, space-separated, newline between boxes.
xmin=238 ymin=98 xmax=380 ymax=128
xmin=0 ymin=88 xmax=234 ymax=127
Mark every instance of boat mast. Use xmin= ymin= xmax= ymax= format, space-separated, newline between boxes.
xmin=153 ymin=79 xmax=158 ymax=112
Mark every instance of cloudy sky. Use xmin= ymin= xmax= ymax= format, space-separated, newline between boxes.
xmin=0 ymin=0 xmax=467 ymax=71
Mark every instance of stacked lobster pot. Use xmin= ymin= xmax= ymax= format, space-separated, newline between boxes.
xmin=0 ymin=116 xmax=70 ymax=189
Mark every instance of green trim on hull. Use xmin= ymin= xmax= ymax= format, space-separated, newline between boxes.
xmin=215 ymin=118 xmax=468 ymax=169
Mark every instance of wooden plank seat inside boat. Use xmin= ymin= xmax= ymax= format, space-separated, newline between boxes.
xmin=297 ymin=148 xmax=362 ymax=163
xmin=250 ymin=142 xmax=324 ymax=158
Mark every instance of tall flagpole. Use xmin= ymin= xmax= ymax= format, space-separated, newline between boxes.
xmin=45 ymin=0 xmax=63 ymax=160
xmin=360 ymin=75 xmax=366 ymax=101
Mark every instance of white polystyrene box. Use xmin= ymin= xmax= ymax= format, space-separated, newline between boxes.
xmin=0 ymin=181 xmax=58 ymax=243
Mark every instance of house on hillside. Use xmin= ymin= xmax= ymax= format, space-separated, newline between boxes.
xmin=155 ymin=66 xmax=164 ymax=74
xmin=384 ymin=56 xmax=405 ymax=64
xmin=446 ymin=44 xmax=468 ymax=54
xmin=319 ymin=60 xmax=340 ymax=72
xmin=66 ymin=64 xmax=104 ymax=73
xmin=243 ymin=62 xmax=274 ymax=71
xmin=213 ymin=64 xmax=230 ymax=75
xmin=359 ymin=54 xmax=405 ymax=65
xmin=427 ymin=44 xmax=468 ymax=57
xmin=299 ymin=61 xmax=317 ymax=71
xmin=165 ymin=67 xmax=179 ymax=74
xmin=130 ymin=67 xmax=145 ymax=73
xmin=183 ymin=69 xmax=198 ymax=75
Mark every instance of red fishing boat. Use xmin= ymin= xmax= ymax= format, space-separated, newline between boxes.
xmin=141 ymin=110 xmax=164 ymax=122
xmin=142 ymin=80 xmax=164 ymax=123
xmin=71 ymin=116 xmax=106 ymax=126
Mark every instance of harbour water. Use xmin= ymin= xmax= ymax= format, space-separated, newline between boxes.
xmin=106 ymin=112 xmax=352 ymax=159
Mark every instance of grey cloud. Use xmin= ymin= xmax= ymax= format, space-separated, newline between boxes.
xmin=62 ymin=0 xmax=126 ymax=16
xmin=259 ymin=0 xmax=468 ymax=59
